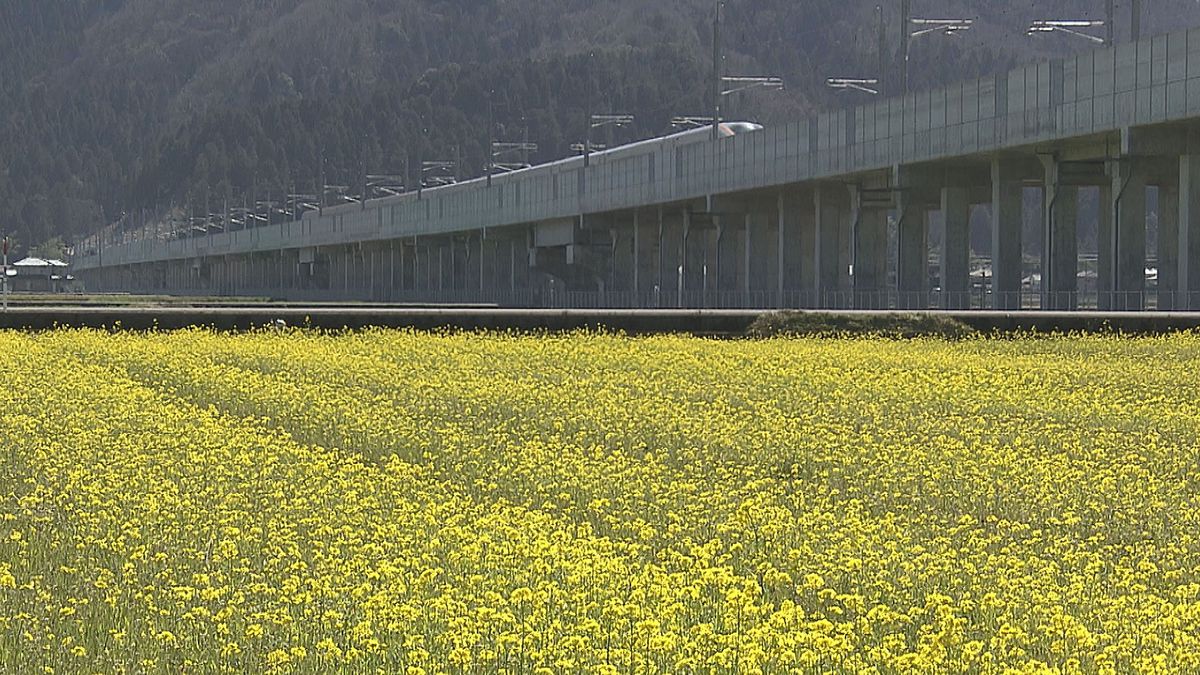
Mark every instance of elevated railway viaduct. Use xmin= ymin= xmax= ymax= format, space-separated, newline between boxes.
xmin=77 ymin=26 xmax=1200 ymax=311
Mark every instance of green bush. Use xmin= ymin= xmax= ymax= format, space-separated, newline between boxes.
xmin=747 ymin=311 xmax=977 ymax=339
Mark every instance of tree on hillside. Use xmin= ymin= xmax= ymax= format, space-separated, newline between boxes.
xmin=2 ymin=0 xmax=1198 ymax=242
xmin=30 ymin=236 xmax=68 ymax=261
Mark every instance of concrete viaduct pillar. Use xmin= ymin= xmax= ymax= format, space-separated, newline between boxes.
xmin=814 ymin=183 xmax=851 ymax=309
xmin=599 ymin=214 xmax=632 ymax=301
xmin=404 ymin=240 xmax=415 ymax=300
xmin=743 ymin=209 xmax=776 ymax=304
xmin=891 ymin=166 xmax=941 ymax=311
xmin=852 ymin=184 xmax=889 ymax=310
xmin=704 ymin=195 xmax=745 ymax=307
xmin=456 ymin=236 xmax=471 ymax=294
xmin=367 ymin=244 xmax=381 ymax=301
xmin=391 ymin=244 xmax=405 ymax=298
xmin=939 ymin=186 xmax=972 ymax=310
xmin=1158 ymin=182 xmax=1180 ymax=310
xmin=712 ymin=206 xmax=742 ymax=304
xmin=779 ymin=189 xmax=811 ymax=308
xmin=1180 ymin=155 xmax=1200 ymax=309
xmin=1140 ymin=157 xmax=1182 ymax=312
xmin=653 ymin=207 xmax=675 ymax=306
xmin=606 ymin=221 xmax=627 ymax=296
xmin=682 ymin=207 xmax=714 ymax=306
xmin=991 ymin=158 xmax=1025 ymax=310
xmin=1041 ymin=157 xmax=1080 ymax=311
xmin=464 ymin=234 xmax=482 ymax=298
xmin=1143 ymin=151 xmax=1200 ymax=311
xmin=1096 ymin=182 xmax=1114 ymax=311
xmin=1108 ymin=126 xmax=1200 ymax=312
xmin=441 ymin=238 xmax=453 ymax=297
xmin=634 ymin=209 xmax=658 ymax=305
xmin=517 ymin=230 xmax=533 ymax=298
xmin=895 ymin=163 xmax=991 ymax=310
xmin=444 ymin=238 xmax=458 ymax=299
xmin=476 ymin=232 xmax=494 ymax=303
xmin=1110 ymin=159 xmax=1147 ymax=311
xmin=430 ymin=239 xmax=441 ymax=295
xmin=424 ymin=240 xmax=435 ymax=295
xmin=400 ymin=239 xmax=415 ymax=298
xmin=897 ymin=197 xmax=928 ymax=310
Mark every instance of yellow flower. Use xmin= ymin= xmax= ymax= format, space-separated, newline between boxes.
xmin=2 ymin=329 xmax=1198 ymax=671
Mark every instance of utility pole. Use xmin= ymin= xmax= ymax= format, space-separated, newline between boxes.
xmin=318 ymin=150 xmax=326 ymax=212
xmin=360 ymin=136 xmax=369 ymax=208
xmin=522 ymin=119 xmax=530 ymax=168
xmin=1106 ymin=0 xmax=1115 ymax=44
xmin=584 ymin=52 xmax=595 ymax=167
xmin=2 ymin=235 xmax=8 ymax=312
xmin=876 ymin=5 xmax=887 ymax=95
xmin=487 ymin=92 xmax=495 ymax=186
xmin=900 ymin=0 xmax=911 ymax=94
xmin=712 ymin=0 xmax=723 ymax=140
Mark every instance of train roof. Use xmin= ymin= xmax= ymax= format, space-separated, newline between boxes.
xmin=314 ymin=121 xmax=764 ymax=216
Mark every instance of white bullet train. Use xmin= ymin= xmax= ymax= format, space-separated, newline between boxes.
xmin=422 ymin=120 xmax=765 ymax=194
xmin=581 ymin=121 xmax=765 ymax=160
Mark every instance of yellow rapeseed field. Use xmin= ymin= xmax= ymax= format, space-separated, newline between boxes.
xmin=0 ymin=328 xmax=1198 ymax=673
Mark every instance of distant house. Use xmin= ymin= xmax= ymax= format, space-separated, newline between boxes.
xmin=10 ymin=257 xmax=72 ymax=292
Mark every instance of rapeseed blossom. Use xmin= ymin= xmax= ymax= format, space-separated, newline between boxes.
xmin=0 ymin=329 xmax=1197 ymax=672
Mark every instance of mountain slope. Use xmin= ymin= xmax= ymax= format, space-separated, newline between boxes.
xmin=2 ymin=0 xmax=1198 ymax=251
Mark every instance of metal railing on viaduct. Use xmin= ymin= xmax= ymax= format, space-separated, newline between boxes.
xmin=77 ymin=25 xmax=1200 ymax=311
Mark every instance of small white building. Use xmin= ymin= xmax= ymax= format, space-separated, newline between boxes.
xmin=10 ymin=257 xmax=72 ymax=292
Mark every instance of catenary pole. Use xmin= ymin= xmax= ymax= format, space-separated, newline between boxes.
xmin=1106 ymin=0 xmax=1115 ymax=44
xmin=900 ymin=0 xmax=911 ymax=93
xmin=712 ymin=0 xmax=722 ymax=140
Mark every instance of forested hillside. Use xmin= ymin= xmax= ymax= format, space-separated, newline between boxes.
xmin=1 ymin=0 xmax=1197 ymax=252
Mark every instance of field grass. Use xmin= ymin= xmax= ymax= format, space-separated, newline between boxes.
xmin=1 ymin=329 xmax=1198 ymax=673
